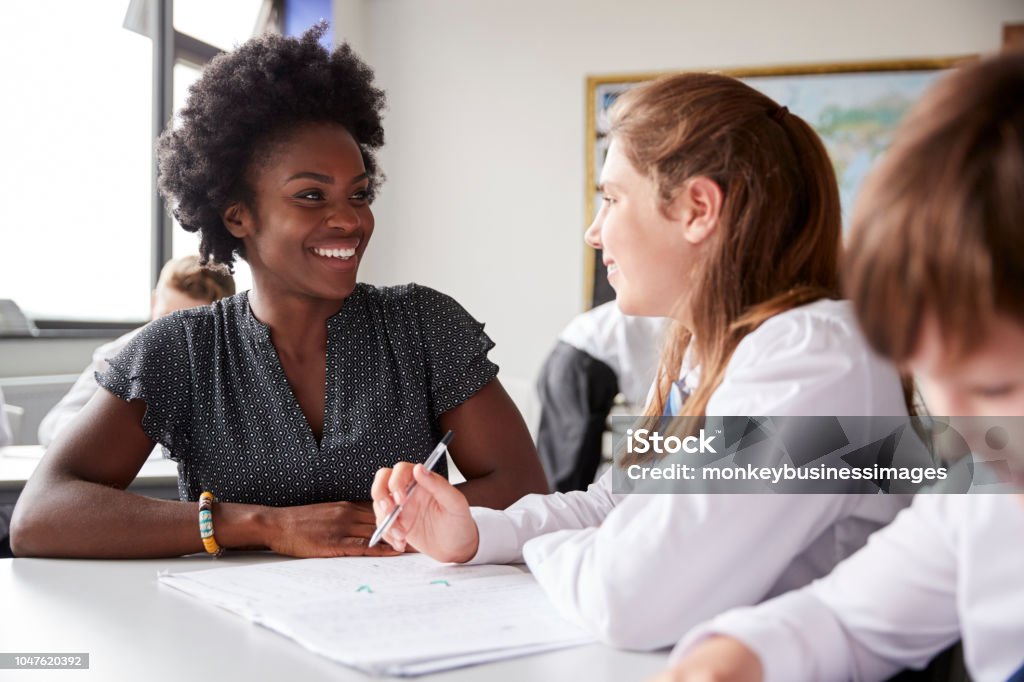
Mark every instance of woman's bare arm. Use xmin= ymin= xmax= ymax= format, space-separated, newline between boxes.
xmin=440 ymin=379 xmax=549 ymax=509
xmin=10 ymin=389 xmax=396 ymax=559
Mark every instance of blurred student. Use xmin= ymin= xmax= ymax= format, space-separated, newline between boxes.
xmin=1 ymin=386 xmax=16 ymax=556
xmin=371 ymin=72 xmax=912 ymax=649
xmin=37 ymin=255 xmax=235 ymax=447
xmin=536 ymin=301 xmax=666 ymax=492
xmin=663 ymin=51 xmax=1024 ymax=682
xmin=0 ymin=386 xmax=12 ymax=448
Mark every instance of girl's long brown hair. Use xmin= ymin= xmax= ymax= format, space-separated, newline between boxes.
xmin=608 ymin=73 xmax=843 ymax=425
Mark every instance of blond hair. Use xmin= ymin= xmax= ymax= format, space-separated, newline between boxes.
xmin=156 ymin=254 xmax=236 ymax=303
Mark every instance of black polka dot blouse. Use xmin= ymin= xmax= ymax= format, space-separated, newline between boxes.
xmin=96 ymin=283 xmax=498 ymax=505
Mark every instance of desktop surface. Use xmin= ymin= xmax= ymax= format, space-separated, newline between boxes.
xmin=0 ymin=554 xmax=669 ymax=681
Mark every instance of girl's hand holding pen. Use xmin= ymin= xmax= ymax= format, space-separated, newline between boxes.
xmin=371 ymin=461 xmax=480 ymax=563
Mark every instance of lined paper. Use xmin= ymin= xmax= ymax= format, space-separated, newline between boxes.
xmin=159 ymin=554 xmax=592 ymax=675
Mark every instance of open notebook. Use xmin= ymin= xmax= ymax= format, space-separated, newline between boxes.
xmin=159 ymin=554 xmax=593 ymax=676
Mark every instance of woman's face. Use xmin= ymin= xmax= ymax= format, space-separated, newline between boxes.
xmin=231 ymin=122 xmax=374 ymax=302
xmin=584 ymin=139 xmax=696 ymax=317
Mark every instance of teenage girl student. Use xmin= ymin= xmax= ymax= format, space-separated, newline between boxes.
xmin=10 ymin=26 xmax=547 ymax=559
xmin=662 ymin=51 xmax=1024 ymax=682
xmin=370 ymin=72 xmax=913 ymax=650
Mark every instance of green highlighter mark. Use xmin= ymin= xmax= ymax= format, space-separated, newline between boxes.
xmin=356 ymin=584 xmax=374 ymax=594
xmin=429 ymin=580 xmax=450 ymax=587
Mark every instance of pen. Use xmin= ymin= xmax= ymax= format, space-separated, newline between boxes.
xmin=368 ymin=430 xmax=454 ymax=548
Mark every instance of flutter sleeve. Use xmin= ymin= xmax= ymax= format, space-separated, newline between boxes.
xmin=412 ymin=284 xmax=499 ymax=419
xmin=96 ymin=314 xmax=194 ymax=461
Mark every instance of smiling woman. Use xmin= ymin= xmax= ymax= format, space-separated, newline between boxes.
xmin=9 ymin=24 xmax=548 ymax=560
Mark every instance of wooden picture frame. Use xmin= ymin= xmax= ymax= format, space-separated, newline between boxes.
xmin=583 ymin=56 xmax=972 ymax=309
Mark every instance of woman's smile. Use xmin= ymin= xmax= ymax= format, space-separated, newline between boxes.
xmin=310 ymin=241 xmax=360 ymax=272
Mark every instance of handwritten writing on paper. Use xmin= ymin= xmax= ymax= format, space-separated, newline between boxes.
xmin=159 ymin=554 xmax=592 ymax=675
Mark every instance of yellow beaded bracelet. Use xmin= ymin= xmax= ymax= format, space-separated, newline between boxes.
xmin=198 ymin=491 xmax=224 ymax=557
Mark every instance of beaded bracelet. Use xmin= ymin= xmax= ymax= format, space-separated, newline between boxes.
xmin=198 ymin=491 xmax=224 ymax=557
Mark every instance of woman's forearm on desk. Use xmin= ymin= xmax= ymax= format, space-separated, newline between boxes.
xmin=11 ymin=466 xmax=404 ymax=558
xmin=13 ymin=387 xmax=430 ymax=558
xmin=10 ymin=390 xmax=270 ymax=558
xmin=10 ymin=472 xmax=269 ymax=558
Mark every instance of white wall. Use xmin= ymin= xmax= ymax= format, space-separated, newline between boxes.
xmin=339 ymin=0 xmax=1023 ymax=389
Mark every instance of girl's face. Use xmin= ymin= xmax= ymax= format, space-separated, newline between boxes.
xmin=584 ymin=139 xmax=699 ymax=318
xmin=227 ymin=122 xmax=374 ymax=303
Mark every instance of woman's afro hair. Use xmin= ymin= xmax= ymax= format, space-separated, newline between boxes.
xmin=157 ymin=23 xmax=385 ymax=268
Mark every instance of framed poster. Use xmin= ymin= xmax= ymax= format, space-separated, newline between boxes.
xmin=583 ymin=57 xmax=970 ymax=309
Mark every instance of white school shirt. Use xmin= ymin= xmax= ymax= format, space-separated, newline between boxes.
xmin=468 ymin=299 xmax=912 ymax=650
xmin=672 ymin=493 xmax=1024 ymax=682
xmin=37 ymin=328 xmax=141 ymax=447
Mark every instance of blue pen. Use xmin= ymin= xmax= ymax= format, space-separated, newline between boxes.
xmin=368 ymin=430 xmax=454 ymax=548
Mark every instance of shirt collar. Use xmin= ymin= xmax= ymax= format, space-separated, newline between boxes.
xmin=242 ymin=285 xmax=366 ymax=347
xmin=327 ymin=283 xmax=364 ymax=333
xmin=241 ymin=291 xmax=273 ymax=347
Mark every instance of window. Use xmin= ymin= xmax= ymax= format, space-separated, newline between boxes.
xmin=0 ymin=2 xmax=153 ymax=322
xmin=174 ymin=0 xmax=266 ymax=52
xmin=0 ymin=0 xmax=298 ymax=327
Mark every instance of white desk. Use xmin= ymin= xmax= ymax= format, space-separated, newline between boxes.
xmin=0 ymin=555 xmax=669 ymax=681
xmin=0 ymin=446 xmax=180 ymax=504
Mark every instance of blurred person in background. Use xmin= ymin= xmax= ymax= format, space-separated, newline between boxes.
xmin=38 ymin=254 xmax=235 ymax=447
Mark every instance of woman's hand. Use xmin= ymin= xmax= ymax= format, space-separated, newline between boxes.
xmin=648 ymin=637 xmax=763 ymax=682
xmin=371 ymin=462 xmax=480 ymax=563
xmin=261 ymin=500 xmax=402 ymax=558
